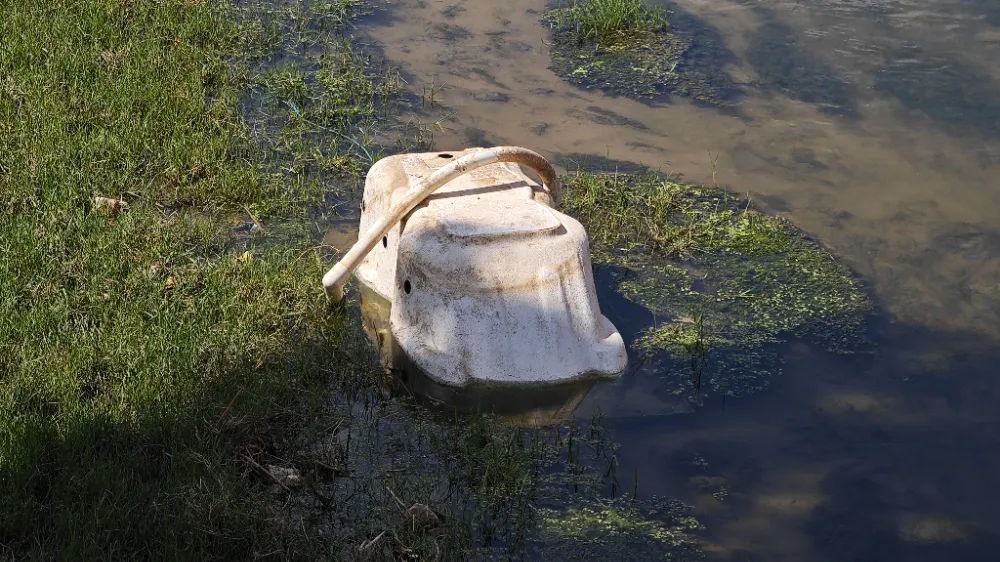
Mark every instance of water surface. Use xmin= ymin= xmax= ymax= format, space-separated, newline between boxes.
xmin=357 ymin=0 xmax=1000 ymax=558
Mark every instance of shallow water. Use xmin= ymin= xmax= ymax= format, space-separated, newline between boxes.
xmin=348 ymin=0 xmax=1000 ymax=558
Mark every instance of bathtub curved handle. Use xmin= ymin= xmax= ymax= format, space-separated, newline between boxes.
xmin=322 ymin=146 xmax=560 ymax=301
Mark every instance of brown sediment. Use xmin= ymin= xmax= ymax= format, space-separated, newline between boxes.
xmin=368 ymin=0 xmax=1000 ymax=339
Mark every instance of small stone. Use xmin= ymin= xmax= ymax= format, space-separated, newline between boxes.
xmin=266 ymin=465 xmax=302 ymax=487
xmin=100 ymin=51 xmax=124 ymax=67
xmin=407 ymin=503 xmax=441 ymax=528
xmin=471 ymin=91 xmax=510 ymax=103
xmin=94 ymin=196 xmax=128 ymax=215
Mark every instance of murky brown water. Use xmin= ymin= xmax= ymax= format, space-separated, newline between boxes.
xmin=347 ymin=0 xmax=1000 ymax=558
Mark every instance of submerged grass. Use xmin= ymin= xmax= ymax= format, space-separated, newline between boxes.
xmin=239 ymin=0 xmax=431 ymax=206
xmin=1 ymin=0 xmax=702 ymax=559
xmin=542 ymin=0 xmax=736 ymax=104
xmin=561 ymin=170 xmax=872 ymax=399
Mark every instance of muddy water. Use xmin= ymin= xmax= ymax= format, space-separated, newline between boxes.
xmin=354 ymin=0 xmax=1000 ymax=558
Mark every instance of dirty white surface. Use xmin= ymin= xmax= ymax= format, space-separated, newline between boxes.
xmin=355 ymin=148 xmax=627 ymax=387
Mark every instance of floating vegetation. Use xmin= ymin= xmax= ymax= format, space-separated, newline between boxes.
xmin=560 ymin=170 xmax=872 ymax=398
xmin=536 ymin=496 xmax=704 ymax=561
xmin=746 ymin=20 xmax=857 ymax=117
xmin=542 ymin=0 xmax=737 ymax=105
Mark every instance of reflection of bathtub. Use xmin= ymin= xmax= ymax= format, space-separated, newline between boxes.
xmin=359 ymin=282 xmax=597 ymax=428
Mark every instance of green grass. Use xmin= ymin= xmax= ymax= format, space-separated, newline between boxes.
xmin=236 ymin=0 xmax=430 ymax=205
xmin=244 ymin=17 xmax=418 ymax=200
xmin=561 ymin=169 xmax=806 ymax=263
xmin=548 ymin=0 xmax=669 ymax=46
xmin=560 ymin=169 xmax=872 ymax=398
xmin=0 ymin=0 xmax=371 ymax=557
xmin=0 ymin=1 xmax=704 ymax=559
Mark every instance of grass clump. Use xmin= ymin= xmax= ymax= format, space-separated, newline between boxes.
xmin=542 ymin=0 xmax=735 ymax=104
xmin=552 ymin=0 xmax=669 ymax=45
xmin=561 ymin=170 xmax=872 ymax=398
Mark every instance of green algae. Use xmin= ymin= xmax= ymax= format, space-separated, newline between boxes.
xmin=561 ymin=170 xmax=872 ymax=398
xmin=537 ymin=496 xmax=704 ymax=561
xmin=542 ymin=0 xmax=736 ymax=105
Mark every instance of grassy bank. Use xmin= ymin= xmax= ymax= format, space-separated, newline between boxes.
xmin=0 ymin=0 xmax=371 ymax=557
xmin=0 ymin=1 xmax=705 ymax=560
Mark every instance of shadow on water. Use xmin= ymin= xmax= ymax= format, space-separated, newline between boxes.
xmin=746 ymin=18 xmax=858 ymax=117
xmin=660 ymin=0 xmax=746 ymax=109
xmin=874 ymin=44 xmax=1000 ymax=139
xmin=553 ymin=152 xmax=653 ymax=175
xmin=576 ymin=265 xmax=700 ymax=420
xmin=597 ymin=321 xmax=1000 ymax=560
xmin=663 ymin=1 xmax=744 ymax=102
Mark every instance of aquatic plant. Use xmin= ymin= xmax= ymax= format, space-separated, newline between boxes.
xmin=536 ymin=496 xmax=704 ymax=561
xmin=542 ymin=0 xmax=736 ymax=104
xmin=549 ymin=0 xmax=669 ymax=45
xmin=242 ymin=0 xmax=430 ymax=208
xmin=561 ymin=170 xmax=872 ymax=398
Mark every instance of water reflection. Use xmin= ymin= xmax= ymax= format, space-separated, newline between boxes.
xmin=806 ymin=463 xmax=1000 ymax=562
xmin=967 ymin=0 xmax=1000 ymax=27
xmin=357 ymin=282 xmax=598 ymax=428
xmin=348 ymin=0 xmax=1000 ymax=557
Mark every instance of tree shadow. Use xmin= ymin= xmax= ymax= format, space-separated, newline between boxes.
xmin=873 ymin=43 xmax=1000 ymax=140
xmin=0 ymin=318 xmax=368 ymax=559
xmin=746 ymin=18 xmax=859 ymax=118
